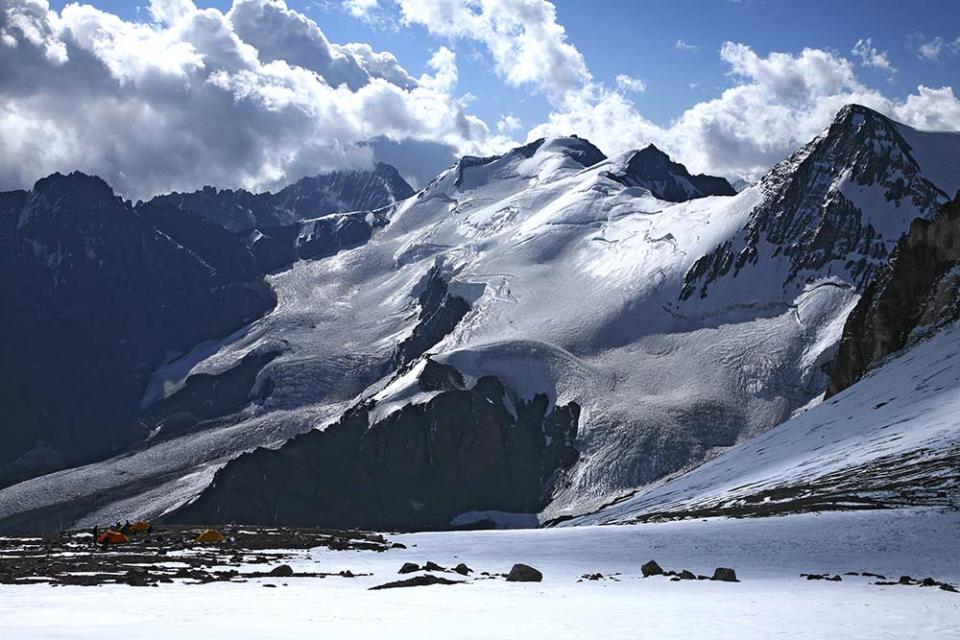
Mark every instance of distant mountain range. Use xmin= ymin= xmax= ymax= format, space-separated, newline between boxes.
xmin=0 ymin=165 xmax=413 ymax=486
xmin=1 ymin=105 xmax=959 ymax=533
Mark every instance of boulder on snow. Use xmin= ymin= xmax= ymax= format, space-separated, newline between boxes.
xmin=711 ymin=567 xmax=738 ymax=582
xmin=369 ymin=575 xmax=460 ymax=590
xmin=678 ymin=570 xmax=696 ymax=580
xmin=269 ymin=564 xmax=294 ymax=577
xmin=423 ymin=561 xmax=446 ymax=572
xmin=506 ymin=563 xmax=542 ymax=582
xmin=398 ymin=562 xmax=421 ymax=574
xmin=641 ymin=560 xmax=664 ymax=577
xmin=453 ymin=563 xmax=473 ymax=575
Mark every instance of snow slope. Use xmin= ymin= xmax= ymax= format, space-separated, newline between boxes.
xmin=1 ymin=509 xmax=958 ymax=639
xmin=2 ymin=108 xmax=959 ymax=530
xmin=572 ymin=319 xmax=960 ymax=525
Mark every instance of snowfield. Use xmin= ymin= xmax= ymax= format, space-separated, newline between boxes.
xmin=2 ymin=509 xmax=958 ymax=639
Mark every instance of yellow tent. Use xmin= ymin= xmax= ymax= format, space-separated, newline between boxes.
xmin=129 ymin=521 xmax=151 ymax=533
xmin=196 ymin=529 xmax=226 ymax=543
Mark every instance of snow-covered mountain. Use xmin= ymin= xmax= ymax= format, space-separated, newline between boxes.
xmin=572 ymin=200 xmax=960 ymax=526
xmin=1 ymin=105 xmax=958 ymax=533
xmin=145 ymin=163 xmax=414 ymax=233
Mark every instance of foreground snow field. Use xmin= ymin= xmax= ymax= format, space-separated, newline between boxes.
xmin=2 ymin=508 xmax=958 ymax=639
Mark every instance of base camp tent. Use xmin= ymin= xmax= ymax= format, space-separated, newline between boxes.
xmin=97 ymin=530 xmax=129 ymax=545
xmin=196 ymin=529 xmax=226 ymax=543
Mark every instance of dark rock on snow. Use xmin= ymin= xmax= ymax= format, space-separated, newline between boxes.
xmin=641 ymin=560 xmax=664 ymax=577
xmin=711 ymin=567 xmax=738 ymax=582
xmin=505 ymin=564 xmax=543 ymax=583
xmin=398 ymin=562 xmax=420 ymax=574
xmin=269 ymin=564 xmax=294 ymax=577
xmin=369 ymin=574 xmax=461 ymax=590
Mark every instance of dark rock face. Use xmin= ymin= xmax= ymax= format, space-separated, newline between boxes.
xmin=827 ymin=194 xmax=960 ymax=396
xmin=398 ymin=562 xmax=420 ymax=574
xmin=0 ymin=172 xmax=277 ymax=486
xmin=170 ymin=360 xmax=580 ymax=531
xmin=392 ymin=265 xmax=471 ymax=369
xmin=145 ymin=163 xmax=414 ymax=233
xmin=682 ymin=104 xmax=949 ymax=301
xmin=641 ymin=560 xmax=664 ymax=577
xmin=505 ymin=563 xmax=543 ymax=582
xmin=607 ymin=145 xmax=736 ymax=202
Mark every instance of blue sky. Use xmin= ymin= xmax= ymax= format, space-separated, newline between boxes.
xmin=47 ymin=0 xmax=960 ymax=132
xmin=9 ymin=0 xmax=959 ymax=197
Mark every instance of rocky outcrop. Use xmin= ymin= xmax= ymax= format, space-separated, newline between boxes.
xmin=607 ymin=145 xmax=736 ymax=202
xmin=682 ymin=104 xmax=950 ymax=301
xmin=0 ymin=172 xmax=277 ymax=485
xmin=827 ymin=194 xmax=960 ymax=396
xmin=240 ymin=206 xmax=391 ymax=273
xmin=145 ymin=163 xmax=414 ymax=233
xmin=171 ymin=359 xmax=580 ymax=530
xmin=392 ymin=265 xmax=471 ymax=369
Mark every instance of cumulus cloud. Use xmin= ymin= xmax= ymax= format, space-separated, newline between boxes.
xmin=496 ymin=114 xmax=521 ymax=133
xmin=396 ymin=0 xmax=590 ymax=101
xmin=851 ymin=37 xmax=897 ymax=76
xmin=530 ymin=42 xmax=960 ymax=181
xmin=615 ymin=74 xmax=646 ymax=93
xmin=0 ymin=0 xmax=510 ymax=198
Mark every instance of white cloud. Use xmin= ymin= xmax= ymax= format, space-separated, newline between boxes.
xmin=615 ymin=74 xmax=646 ymax=93
xmin=851 ymin=37 xmax=897 ymax=76
xmin=343 ymin=0 xmax=379 ymax=20
xmin=149 ymin=0 xmax=197 ymax=24
xmin=675 ymin=39 xmax=699 ymax=53
xmin=396 ymin=0 xmax=590 ymax=101
xmin=496 ymin=113 xmax=521 ymax=133
xmin=0 ymin=0 xmax=508 ymax=198
xmin=917 ymin=35 xmax=960 ymax=61
xmin=531 ymin=42 xmax=960 ymax=182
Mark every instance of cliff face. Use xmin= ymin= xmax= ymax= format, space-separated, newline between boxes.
xmin=828 ymin=193 xmax=960 ymax=397
xmin=172 ymin=360 xmax=580 ymax=530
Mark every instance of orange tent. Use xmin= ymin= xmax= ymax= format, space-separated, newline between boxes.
xmin=97 ymin=530 xmax=129 ymax=545
xmin=195 ymin=529 xmax=226 ymax=543
xmin=129 ymin=521 xmax=151 ymax=533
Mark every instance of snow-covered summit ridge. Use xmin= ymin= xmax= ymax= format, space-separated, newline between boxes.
xmin=681 ymin=104 xmax=960 ymax=304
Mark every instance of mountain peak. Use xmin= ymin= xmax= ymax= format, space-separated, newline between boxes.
xmin=608 ymin=146 xmax=735 ymax=202
xmin=32 ymin=171 xmax=118 ymax=203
